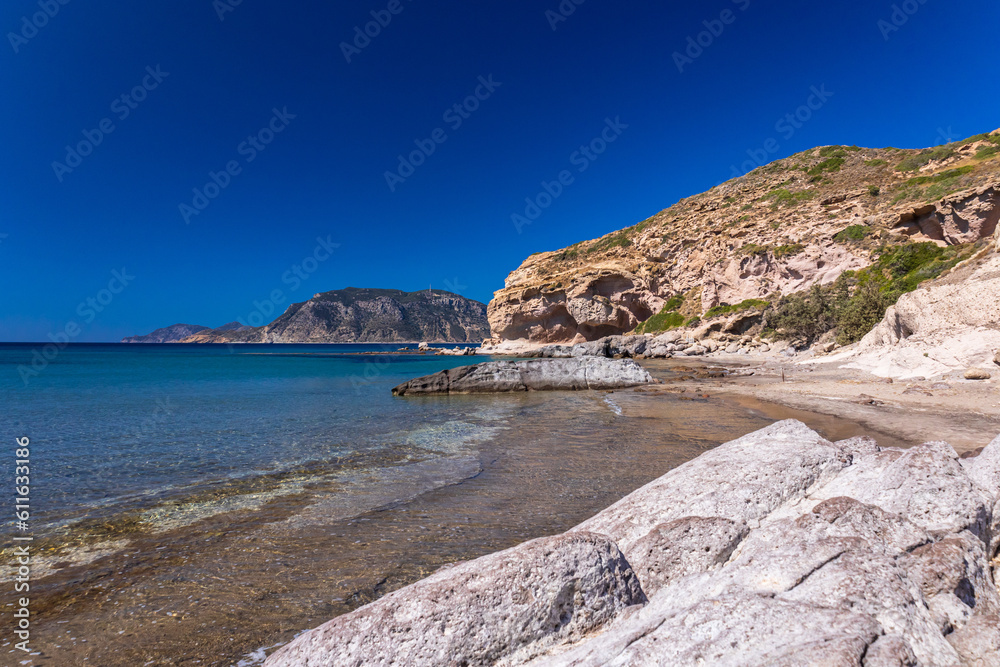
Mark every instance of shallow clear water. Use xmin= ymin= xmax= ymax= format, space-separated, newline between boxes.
xmin=0 ymin=344 xmax=807 ymax=666
xmin=1 ymin=343 xmax=499 ymax=534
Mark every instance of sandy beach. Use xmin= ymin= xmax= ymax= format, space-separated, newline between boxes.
xmin=638 ymin=355 xmax=1000 ymax=454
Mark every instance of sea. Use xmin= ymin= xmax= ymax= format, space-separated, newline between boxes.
xmin=0 ymin=342 xmax=792 ymax=666
xmin=2 ymin=343 xmax=507 ymax=541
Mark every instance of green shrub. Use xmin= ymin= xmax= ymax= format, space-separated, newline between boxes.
xmin=662 ymin=294 xmax=685 ymax=311
xmin=888 ymin=165 xmax=974 ymax=203
xmin=588 ymin=232 xmax=631 ymax=254
xmin=635 ymin=308 xmax=685 ymax=334
xmin=868 ymin=185 xmax=881 ymax=197
xmin=767 ymin=282 xmax=845 ymax=342
xmin=704 ymin=299 xmax=770 ymax=319
xmin=895 ymin=145 xmax=955 ymax=171
xmin=891 ymin=190 xmax=914 ymax=204
xmin=766 ymin=188 xmax=815 ymax=208
xmin=764 ymin=241 xmax=979 ymax=345
xmin=904 ymin=165 xmax=974 ymax=187
xmin=864 ymin=159 xmax=887 ymax=167
xmin=833 ymin=225 xmax=871 ymax=242
xmin=737 ymin=243 xmax=769 ymax=257
xmin=808 ymin=157 xmax=845 ymax=175
xmin=555 ymin=243 xmax=582 ymax=261
xmin=773 ymin=243 xmax=805 ymax=259
xmin=819 ymin=146 xmax=847 ymax=158
xmin=957 ymin=133 xmax=997 ymax=146
xmin=975 ymin=145 xmax=999 ymax=160
xmin=835 ymin=275 xmax=892 ymax=345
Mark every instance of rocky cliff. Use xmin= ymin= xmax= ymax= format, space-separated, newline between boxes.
xmin=178 ymin=288 xmax=490 ymax=344
xmin=489 ymin=131 xmax=1000 ymax=343
xmin=845 ymin=237 xmax=1000 ymax=379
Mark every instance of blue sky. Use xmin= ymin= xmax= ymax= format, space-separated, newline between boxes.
xmin=1 ymin=0 xmax=997 ymax=341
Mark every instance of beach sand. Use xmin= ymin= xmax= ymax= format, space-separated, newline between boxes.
xmin=639 ymin=355 xmax=1000 ymax=454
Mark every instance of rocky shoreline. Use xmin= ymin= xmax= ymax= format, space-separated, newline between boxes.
xmin=265 ymin=420 xmax=1000 ymax=665
xmin=391 ymin=358 xmax=655 ymax=395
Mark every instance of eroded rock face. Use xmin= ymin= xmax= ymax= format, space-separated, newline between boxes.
xmin=625 ymin=517 xmax=748 ymax=597
xmin=487 ymin=269 xmax=660 ymax=343
xmin=849 ymin=252 xmax=1000 ymax=379
xmin=390 ymin=357 xmax=654 ymax=395
xmin=895 ymin=184 xmax=1000 ymax=245
xmin=700 ymin=243 xmax=868 ymax=313
xmin=487 ymin=141 xmax=1000 ymax=344
xmin=264 ymin=421 xmax=1000 ymax=667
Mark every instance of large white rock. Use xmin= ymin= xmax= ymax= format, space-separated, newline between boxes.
xmin=264 ymin=533 xmax=644 ymax=667
xmin=264 ymin=421 xmax=1000 ymax=666
xmin=570 ymin=420 xmax=850 ymax=555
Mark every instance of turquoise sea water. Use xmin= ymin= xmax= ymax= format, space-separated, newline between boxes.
xmin=5 ymin=343 xmax=808 ymax=665
xmin=0 ymin=343 xmax=499 ymax=536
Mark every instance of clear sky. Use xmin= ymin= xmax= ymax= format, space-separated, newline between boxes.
xmin=1 ymin=0 xmax=998 ymax=341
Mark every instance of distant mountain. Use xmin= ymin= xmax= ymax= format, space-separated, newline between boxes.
xmin=257 ymin=288 xmax=490 ymax=343
xmin=214 ymin=321 xmax=252 ymax=332
xmin=121 ymin=323 xmax=210 ymax=343
xmin=126 ymin=289 xmax=491 ymax=344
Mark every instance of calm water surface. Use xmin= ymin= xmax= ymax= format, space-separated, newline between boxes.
xmin=1 ymin=343 xmax=788 ymax=666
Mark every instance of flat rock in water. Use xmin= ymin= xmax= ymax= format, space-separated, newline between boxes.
xmin=263 ymin=420 xmax=1000 ymax=666
xmin=391 ymin=357 xmax=654 ymax=395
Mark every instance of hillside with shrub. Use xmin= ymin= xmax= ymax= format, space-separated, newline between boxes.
xmin=487 ymin=130 xmax=1000 ymax=347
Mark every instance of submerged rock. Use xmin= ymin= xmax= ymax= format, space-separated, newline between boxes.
xmin=391 ymin=358 xmax=654 ymax=395
xmin=263 ymin=421 xmax=1000 ymax=666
